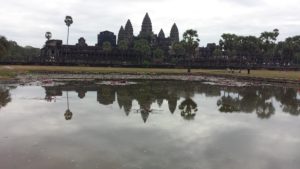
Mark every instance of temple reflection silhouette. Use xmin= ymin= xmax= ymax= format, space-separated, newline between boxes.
xmin=41 ymin=81 xmax=300 ymax=122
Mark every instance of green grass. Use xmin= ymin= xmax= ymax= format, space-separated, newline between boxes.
xmin=0 ymin=65 xmax=299 ymax=81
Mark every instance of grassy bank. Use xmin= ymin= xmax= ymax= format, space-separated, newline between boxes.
xmin=0 ymin=65 xmax=300 ymax=81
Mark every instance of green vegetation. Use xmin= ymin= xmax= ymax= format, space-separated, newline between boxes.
xmin=153 ymin=48 xmax=164 ymax=60
xmin=0 ymin=36 xmax=10 ymax=58
xmin=0 ymin=36 xmax=9 ymax=58
xmin=134 ymin=39 xmax=150 ymax=56
xmin=182 ymin=29 xmax=200 ymax=59
xmin=179 ymin=98 xmax=198 ymax=120
xmin=172 ymin=42 xmax=185 ymax=57
xmin=118 ymin=40 xmax=128 ymax=51
xmin=0 ymin=36 xmax=40 ymax=62
xmin=214 ymin=29 xmax=300 ymax=66
xmin=134 ymin=39 xmax=151 ymax=64
xmin=181 ymin=29 xmax=200 ymax=72
xmin=102 ymin=42 xmax=112 ymax=52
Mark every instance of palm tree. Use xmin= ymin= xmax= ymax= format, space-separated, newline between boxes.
xmin=102 ymin=41 xmax=112 ymax=64
xmin=118 ymin=40 xmax=128 ymax=62
xmin=64 ymin=16 xmax=73 ymax=62
xmin=133 ymin=39 xmax=151 ymax=64
xmin=64 ymin=16 xmax=73 ymax=45
xmin=64 ymin=91 xmax=73 ymax=120
xmin=65 ymin=109 xmax=73 ymax=120
xmin=45 ymin=32 xmax=52 ymax=41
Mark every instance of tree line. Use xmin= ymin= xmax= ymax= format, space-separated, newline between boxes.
xmin=216 ymin=29 xmax=300 ymax=66
xmin=107 ymin=28 xmax=300 ymax=67
xmin=172 ymin=29 xmax=300 ymax=67
xmin=0 ymin=35 xmax=40 ymax=63
xmin=2 ymin=27 xmax=300 ymax=67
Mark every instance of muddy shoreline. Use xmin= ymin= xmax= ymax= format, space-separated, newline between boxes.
xmin=0 ymin=72 xmax=296 ymax=88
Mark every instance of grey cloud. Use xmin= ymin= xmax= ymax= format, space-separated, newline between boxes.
xmin=0 ymin=0 xmax=300 ymax=47
xmin=221 ymin=0 xmax=264 ymax=6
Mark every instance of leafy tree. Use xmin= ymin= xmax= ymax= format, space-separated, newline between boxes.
xmin=260 ymin=29 xmax=279 ymax=45
xmin=259 ymin=29 xmax=279 ymax=63
xmin=218 ymin=33 xmax=264 ymax=71
xmin=133 ymin=39 xmax=150 ymax=64
xmin=118 ymin=40 xmax=128 ymax=51
xmin=219 ymin=33 xmax=239 ymax=67
xmin=0 ymin=38 xmax=40 ymax=62
xmin=239 ymin=36 xmax=261 ymax=62
xmin=277 ymin=36 xmax=300 ymax=65
xmin=182 ymin=29 xmax=200 ymax=72
xmin=172 ymin=42 xmax=185 ymax=57
xmin=213 ymin=48 xmax=223 ymax=59
xmin=153 ymin=48 xmax=164 ymax=60
xmin=219 ymin=33 xmax=239 ymax=53
xmin=102 ymin=41 xmax=112 ymax=52
xmin=102 ymin=41 xmax=112 ymax=64
xmin=182 ymin=29 xmax=200 ymax=59
xmin=134 ymin=39 xmax=150 ymax=55
xmin=0 ymin=36 xmax=10 ymax=58
xmin=118 ymin=40 xmax=128 ymax=62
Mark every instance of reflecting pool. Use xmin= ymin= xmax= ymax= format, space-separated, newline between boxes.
xmin=0 ymin=81 xmax=299 ymax=169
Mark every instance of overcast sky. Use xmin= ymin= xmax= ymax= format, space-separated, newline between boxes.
xmin=0 ymin=0 xmax=300 ymax=48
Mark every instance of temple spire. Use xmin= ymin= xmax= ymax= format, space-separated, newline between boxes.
xmin=170 ymin=23 xmax=179 ymax=43
xmin=139 ymin=13 xmax=153 ymax=38
xmin=124 ymin=19 xmax=133 ymax=42
xmin=118 ymin=26 xmax=125 ymax=44
xmin=158 ymin=29 xmax=165 ymax=39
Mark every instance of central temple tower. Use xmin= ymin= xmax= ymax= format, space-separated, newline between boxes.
xmin=139 ymin=13 xmax=153 ymax=38
xmin=125 ymin=19 xmax=134 ymax=42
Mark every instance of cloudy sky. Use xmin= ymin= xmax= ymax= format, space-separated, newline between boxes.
xmin=0 ymin=0 xmax=300 ymax=47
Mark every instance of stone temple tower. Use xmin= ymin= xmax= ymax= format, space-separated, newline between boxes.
xmin=139 ymin=13 xmax=153 ymax=38
xmin=118 ymin=26 xmax=125 ymax=44
xmin=158 ymin=29 xmax=165 ymax=39
xmin=170 ymin=23 xmax=179 ymax=43
xmin=124 ymin=19 xmax=134 ymax=42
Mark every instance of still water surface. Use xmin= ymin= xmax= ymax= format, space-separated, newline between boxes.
xmin=0 ymin=81 xmax=299 ymax=169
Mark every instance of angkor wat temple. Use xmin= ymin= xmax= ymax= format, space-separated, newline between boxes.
xmin=40 ymin=13 xmax=214 ymax=66
xmin=42 ymin=81 xmax=300 ymax=122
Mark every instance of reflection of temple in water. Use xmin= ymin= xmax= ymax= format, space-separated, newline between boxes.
xmin=43 ymin=81 xmax=300 ymax=122
xmin=43 ymin=81 xmax=183 ymax=122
